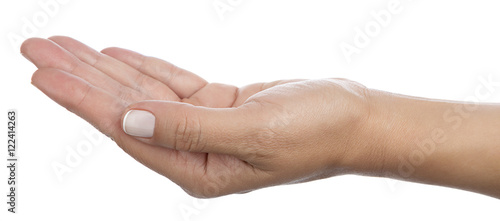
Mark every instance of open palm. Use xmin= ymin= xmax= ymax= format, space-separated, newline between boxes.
xmin=22 ymin=36 xmax=369 ymax=197
xmin=21 ymin=37 xmax=301 ymax=196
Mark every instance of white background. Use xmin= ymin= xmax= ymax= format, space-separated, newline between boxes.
xmin=2 ymin=0 xmax=500 ymax=220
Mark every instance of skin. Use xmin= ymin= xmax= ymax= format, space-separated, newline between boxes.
xmin=21 ymin=36 xmax=500 ymax=199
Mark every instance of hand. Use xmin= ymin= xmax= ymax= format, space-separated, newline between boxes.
xmin=21 ymin=36 xmax=375 ymax=197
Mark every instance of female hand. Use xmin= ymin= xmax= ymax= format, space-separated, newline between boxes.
xmin=21 ymin=36 xmax=376 ymax=197
xmin=23 ymin=36 xmax=500 ymax=199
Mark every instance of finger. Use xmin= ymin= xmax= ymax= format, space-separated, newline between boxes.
xmin=21 ymin=38 xmax=147 ymax=103
xmin=182 ymin=83 xmax=238 ymax=108
xmin=30 ymin=68 xmax=195 ymax=189
xmin=121 ymin=100 xmax=258 ymax=158
xmin=31 ymin=68 xmax=127 ymax=137
xmin=32 ymin=68 xmax=267 ymax=197
xmin=232 ymin=79 xmax=304 ymax=107
xmin=48 ymin=36 xmax=179 ymax=101
xmin=101 ymin=47 xmax=208 ymax=98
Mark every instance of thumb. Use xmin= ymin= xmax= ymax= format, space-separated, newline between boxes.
xmin=121 ymin=100 xmax=254 ymax=155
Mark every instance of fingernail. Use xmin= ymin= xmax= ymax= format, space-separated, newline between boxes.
xmin=123 ymin=110 xmax=156 ymax=138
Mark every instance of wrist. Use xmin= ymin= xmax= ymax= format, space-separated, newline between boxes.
xmin=340 ymin=89 xmax=437 ymax=178
xmin=319 ymin=79 xmax=500 ymax=198
xmin=346 ymin=88 xmax=500 ymax=198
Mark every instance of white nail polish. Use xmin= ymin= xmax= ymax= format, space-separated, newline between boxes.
xmin=123 ymin=110 xmax=156 ymax=138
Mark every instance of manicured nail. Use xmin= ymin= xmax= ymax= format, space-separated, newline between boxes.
xmin=122 ymin=110 xmax=155 ymax=138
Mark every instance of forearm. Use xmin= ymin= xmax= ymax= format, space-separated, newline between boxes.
xmin=350 ymin=89 xmax=500 ymax=198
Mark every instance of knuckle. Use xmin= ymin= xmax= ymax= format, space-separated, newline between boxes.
xmin=173 ymin=112 xmax=204 ymax=152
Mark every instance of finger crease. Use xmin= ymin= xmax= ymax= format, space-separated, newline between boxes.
xmin=230 ymin=87 xmax=240 ymax=107
xmin=136 ymin=55 xmax=148 ymax=73
xmin=76 ymin=84 xmax=92 ymax=109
